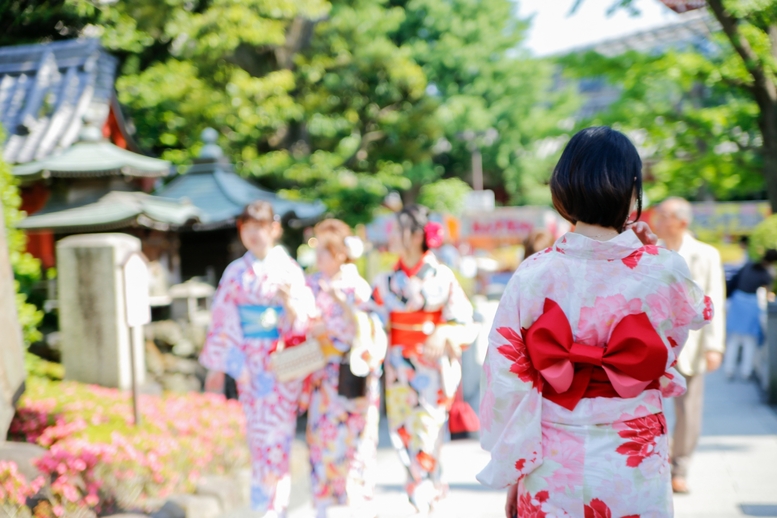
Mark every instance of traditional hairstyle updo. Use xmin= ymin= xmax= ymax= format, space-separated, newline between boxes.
xmin=397 ymin=204 xmax=432 ymax=252
xmin=238 ymin=200 xmax=277 ymax=224
xmin=314 ymin=219 xmax=358 ymax=262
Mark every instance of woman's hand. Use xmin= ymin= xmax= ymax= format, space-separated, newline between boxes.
xmin=277 ymin=284 xmax=298 ymax=323
xmin=309 ymin=318 xmax=328 ymax=338
xmin=445 ymin=340 xmax=463 ymax=360
xmin=626 ymin=221 xmax=658 ymax=246
xmin=423 ymin=326 xmax=448 ymax=363
xmin=505 ymin=483 xmax=519 ymax=518
xmin=204 ymin=370 xmax=225 ymax=394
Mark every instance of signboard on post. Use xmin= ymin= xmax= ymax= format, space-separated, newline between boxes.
xmin=123 ymin=252 xmax=150 ymax=425
xmin=124 ymin=253 xmax=151 ymax=327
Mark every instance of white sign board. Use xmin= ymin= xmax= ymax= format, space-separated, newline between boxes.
xmin=464 ymin=190 xmax=495 ymax=213
xmin=123 ymin=253 xmax=151 ymax=327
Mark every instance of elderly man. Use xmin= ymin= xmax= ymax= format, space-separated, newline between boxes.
xmin=653 ymin=197 xmax=726 ymax=494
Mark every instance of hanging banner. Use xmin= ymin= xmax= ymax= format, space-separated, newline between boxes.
xmin=659 ymin=0 xmax=706 ymax=13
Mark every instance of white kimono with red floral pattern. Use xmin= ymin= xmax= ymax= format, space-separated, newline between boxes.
xmin=478 ymin=232 xmax=712 ymax=518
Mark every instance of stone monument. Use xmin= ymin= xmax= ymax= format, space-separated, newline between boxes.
xmin=0 ymin=204 xmax=26 ymax=437
xmin=57 ymin=233 xmax=146 ymax=389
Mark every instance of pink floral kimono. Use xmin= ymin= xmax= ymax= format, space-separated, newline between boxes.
xmin=200 ymin=247 xmax=315 ymax=517
xmin=304 ymin=264 xmax=381 ymax=517
xmin=478 ymin=232 xmax=712 ymax=517
xmin=370 ymin=252 xmax=474 ymax=511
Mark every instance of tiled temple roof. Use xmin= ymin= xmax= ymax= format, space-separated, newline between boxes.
xmin=0 ymin=38 xmax=117 ymax=164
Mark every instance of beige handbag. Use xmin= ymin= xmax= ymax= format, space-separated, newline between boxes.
xmin=270 ymin=337 xmax=326 ymax=382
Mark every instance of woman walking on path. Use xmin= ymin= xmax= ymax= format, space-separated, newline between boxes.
xmin=725 ymin=249 xmax=777 ymax=380
xmin=200 ymin=201 xmax=316 ymax=518
xmin=303 ymin=219 xmax=383 ymax=518
xmin=478 ymin=127 xmax=713 ymax=517
xmin=369 ymin=205 xmax=478 ymax=515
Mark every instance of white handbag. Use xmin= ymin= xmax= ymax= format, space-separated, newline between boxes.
xmin=270 ymin=338 xmax=326 ymax=382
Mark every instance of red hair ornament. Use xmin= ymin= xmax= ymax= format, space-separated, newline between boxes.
xmin=424 ymin=222 xmax=444 ymax=249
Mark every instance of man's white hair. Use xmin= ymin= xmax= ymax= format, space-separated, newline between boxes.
xmin=662 ymin=196 xmax=693 ymax=225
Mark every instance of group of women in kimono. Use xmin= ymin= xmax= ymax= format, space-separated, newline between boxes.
xmin=201 ymin=125 xmax=716 ymax=518
xmin=200 ymin=200 xmax=476 ymax=518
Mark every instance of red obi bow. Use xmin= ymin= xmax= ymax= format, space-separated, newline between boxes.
xmin=524 ymin=299 xmax=668 ymax=411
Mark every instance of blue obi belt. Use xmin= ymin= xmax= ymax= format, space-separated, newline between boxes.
xmin=238 ymin=305 xmax=284 ymax=339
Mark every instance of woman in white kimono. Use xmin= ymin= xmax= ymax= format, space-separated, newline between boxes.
xmin=478 ymin=127 xmax=712 ymax=518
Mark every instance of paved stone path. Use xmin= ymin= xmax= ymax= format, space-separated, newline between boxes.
xmin=223 ymin=369 xmax=777 ymax=517
xmin=667 ymin=371 xmax=777 ymax=518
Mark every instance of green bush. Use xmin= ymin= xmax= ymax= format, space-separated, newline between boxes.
xmin=417 ymin=178 xmax=473 ymax=215
xmin=748 ymin=214 xmax=777 ymax=261
xmin=0 ymin=126 xmax=43 ymax=345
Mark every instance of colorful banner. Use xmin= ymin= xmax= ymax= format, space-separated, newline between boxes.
xmin=689 ymin=201 xmax=770 ymax=238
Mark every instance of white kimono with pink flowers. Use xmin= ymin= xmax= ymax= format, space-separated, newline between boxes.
xmin=200 ymin=247 xmax=315 ymax=516
xmin=478 ymin=232 xmax=712 ymax=518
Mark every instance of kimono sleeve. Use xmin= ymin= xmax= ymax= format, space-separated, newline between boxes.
xmin=477 ymin=272 xmax=544 ymax=489
xmin=199 ymin=265 xmax=245 ymax=379
xmin=362 ymin=275 xmax=389 ymax=328
xmin=441 ymin=267 xmax=474 ymax=325
xmin=665 ymin=253 xmax=714 ymax=350
xmin=282 ymin=263 xmax=316 ymax=339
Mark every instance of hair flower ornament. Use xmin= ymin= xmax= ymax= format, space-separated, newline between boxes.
xmin=424 ymin=222 xmax=444 ymax=249
xmin=344 ymin=236 xmax=365 ymax=260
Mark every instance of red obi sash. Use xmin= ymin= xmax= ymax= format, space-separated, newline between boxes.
xmin=525 ymin=299 xmax=667 ymax=411
xmin=389 ymin=310 xmax=443 ymax=358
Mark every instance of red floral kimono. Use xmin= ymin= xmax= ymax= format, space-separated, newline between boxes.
xmin=478 ymin=232 xmax=712 ymax=517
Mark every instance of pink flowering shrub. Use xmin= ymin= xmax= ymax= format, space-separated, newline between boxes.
xmin=6 ymin=378 xmax=248 ymax=516
xmin=0 ymin=461 xmax=45 ymax=518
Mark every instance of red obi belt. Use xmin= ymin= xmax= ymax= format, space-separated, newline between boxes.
xmin=389 ymin=310 xmax=443 ymax=358
xmin=525 ymin=299 xmax=667 ymax=411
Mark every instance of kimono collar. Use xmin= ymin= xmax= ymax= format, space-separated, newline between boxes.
xmin=245 ymin=246 xmax=287 ymax=273
xmin=396 ymin=251 xmax=434 ymax=278
xmin=553 ymin=231 xmax=645 ymax=261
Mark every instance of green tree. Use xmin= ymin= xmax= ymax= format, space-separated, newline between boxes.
xmin=0 ymin=0 xmax=100 ymax=46
xmin=0 ymin=128 xmax=43 ymax=345
xmin=108 ymin=0 xmax=438 ymax=225
xmin=561 ymin=49 xmax=764 ymax=203
xmin=263 ymin=0 xmax=443 ymax=225
xmin=417 ymin=177 xmax=472 ymax=214
xmin=2 ymin=0 xmax=578 ymax=220
xmin=391 ymin=0 xmax=580 ymax=205
xmin=574 ymin=0 xmax=777 ymax=211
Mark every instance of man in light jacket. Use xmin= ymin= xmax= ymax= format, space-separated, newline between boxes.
xmin=654 ymin=197 xmax=726 ymax=494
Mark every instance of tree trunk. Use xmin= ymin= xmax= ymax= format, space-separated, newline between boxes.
xmin=758 ymin=99 xmax=777 ymax=213
xmin=763 ymin=148 xmax=777 ymax=213
xmin=706 ymin=0 xmax=777 ymax=210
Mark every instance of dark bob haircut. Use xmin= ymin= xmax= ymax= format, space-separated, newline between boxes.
xmin=550 ymin=126 xmax=642 ymax=230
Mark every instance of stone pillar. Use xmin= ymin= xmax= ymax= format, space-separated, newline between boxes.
xmin=0 ymin=205 xmax=25 ymax=437
xmin=57 ymin=234 xmax=146 ymax=389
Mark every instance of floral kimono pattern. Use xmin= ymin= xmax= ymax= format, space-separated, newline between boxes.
xmin=370 ymin=252 xmax=474 ymax=511
xmin=478 ymin=232 xmax=712 ymax=517
xmin=200 ymin=247 xmax=315 ymax=517
xmin=304 ymin=264 xmax=381 ymax=517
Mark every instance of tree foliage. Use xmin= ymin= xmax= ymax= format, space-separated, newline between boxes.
xmin=561 ymin=48 xmax=764 ymax=203
xmin=2 ymin=0 xmax=578 ymax=222
xmin=574 ymin=0 xmax=777 ymax=211
xmin=0 ymin=128 xmax=43 ymax=345
xmin=392 ymin=0 xmax=580 ymax=205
